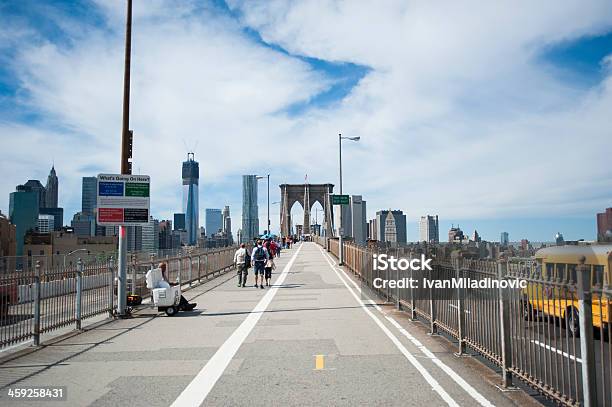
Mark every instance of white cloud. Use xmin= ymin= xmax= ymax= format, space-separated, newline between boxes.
xmin=1 ymin=0 xmax=612 ymax=238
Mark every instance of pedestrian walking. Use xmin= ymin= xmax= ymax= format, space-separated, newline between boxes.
xmin=264 ymin=256 xmax=276 ymax=287
xmin=251 ymin=240 xmax=269 ymax=289
xmin=233 ymin=243 xmax=250 ymax=287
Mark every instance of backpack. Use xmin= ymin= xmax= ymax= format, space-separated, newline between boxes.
xmin=244 ymin=249 xmax=251 ymax=268
xmin=254 ymin=247 xmax=266 ymax=262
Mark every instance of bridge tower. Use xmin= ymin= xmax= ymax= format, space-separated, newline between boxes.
xmin=280 ymin=183 xmax=334 ymax=237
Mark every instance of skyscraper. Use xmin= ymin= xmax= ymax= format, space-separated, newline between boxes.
xmin=222 ymin=205 xmax=232 ymax=242
xmin=349 ymin=195 xmax=367 ymax=245
xmin=82 ymin=177 xmax=97 ymax=215
xmin=9 ymin=190 xmax=39 ymax=256
xmin=20 ymin=180 xmax=46 ymax=209
xmin=173 ymin=213 xmax=186 ymax=231
xmin=241 ymin=175 xmax=259 ymax=242
xmin=142 ymin=216 xmax=160 ymax=252
xmin=45 ymin=166 xmax=58 ymax=208
xmin=419 ymin=215 xmax=439 ymax=243
xmin=375 ymin=210 xmax=407 ymax=244
xmin=500 ymin=232 xmax=509 ymax=246
xmin=206 ymin=209 xmax=223 ymax=237
xmin=37 ymin=214 xmax=55 ymax=233
xmin=182 ymin=153 xmax=199 ymax=245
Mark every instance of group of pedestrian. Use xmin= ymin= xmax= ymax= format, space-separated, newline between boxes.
xmin=233 ymin=238 xmax=282 ymax=289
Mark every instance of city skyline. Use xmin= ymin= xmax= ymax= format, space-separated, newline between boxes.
xmin=1 ymin=1 xmax=611 ymax=242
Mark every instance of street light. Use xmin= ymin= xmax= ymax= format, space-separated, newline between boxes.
xmin=338 ymin=133 xmax=360 ymax=266
xmin=256 ymin=174 xmax=270 ymax=236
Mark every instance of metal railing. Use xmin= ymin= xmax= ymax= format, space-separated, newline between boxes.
xmin=316 ymin=237 xmax=611 ymax=407
xmin=0 ymin=246 xmax=238 ymax=350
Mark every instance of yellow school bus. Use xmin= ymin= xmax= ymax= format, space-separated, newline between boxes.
xmin=524 ymin=245 xmax=611 ymax=335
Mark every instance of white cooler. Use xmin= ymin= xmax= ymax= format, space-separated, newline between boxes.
xmin=152 ymin=286 xmax=180 ymax=307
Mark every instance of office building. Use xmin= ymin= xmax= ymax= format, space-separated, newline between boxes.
xmin=45 ymin=166 xmax=59 ymax=208
xmin=182 ymin=153 xmax=199 ymax=245
xmin=448 ymin=225 xmax=466 ymax=243
xmin=173 ymin=213 xmax=186 ymax=231
xmin=555 ymin=232 xmax=565 ymax=246
xmin=368 ymin=218 xmax=378 ymax=241
xmin=9 ymin=189 xmax=39 ymax=256
xmin=40 ymin=207 xmax=64 ymax=231
xmin=127 ymin=226 xmax=143 ymax=252
xmin=19 ymin=180 xmax=46 ymax=209
xmin=500 ymin=232 xmax=509 ymax=246
xmin=419 ymin=215 xmax=439 ymax=243
xmin=0 ymin=210 xmax=16 ymax=257
xmin=597 ymin=208 xmax=612 ymax=242
xmin=141 ymin=216 xmax=160 ymax=252
xmin=159 ymin=220 xmax=173 ymax=250
xmin=206 ymin=209 xmax=223 ymax=237
xmin=222 ymin=206 xmax=232 ymax=241
xmin=71 ymin=212 xmax=95 ymax=237
xmin=375 ymin=210 xmax=407 ymax=244
xmin=242 ymin=175 xmax=259 ymax=242
xmin=82 ymin=177 xmax=97 ymax=215
xmin=37 ymin=214 xmax=55 ymax=234
xmin=350 ymin=196 xmax=367 ymax=245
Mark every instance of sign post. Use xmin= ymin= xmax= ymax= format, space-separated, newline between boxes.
xmin=97 ymin=174 xmax=150 ymax=317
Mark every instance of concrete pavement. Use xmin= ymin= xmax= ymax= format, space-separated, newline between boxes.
xmin=0 ymin=242 xmax=541 ymax=406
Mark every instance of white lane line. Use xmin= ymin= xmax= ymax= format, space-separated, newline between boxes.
xmin=531 ymin=340 xmax=582 ymax=363
xmin=171 ymin=245 xmax=303 ymax=407
xmin=318 ymin=247 xmax=459 ymax=407
xmin=320 ymin=246 xmax=495 ymax=407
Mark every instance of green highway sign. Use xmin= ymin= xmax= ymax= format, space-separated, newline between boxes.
xmin=331 ymin=194 xmax=350 ymax=205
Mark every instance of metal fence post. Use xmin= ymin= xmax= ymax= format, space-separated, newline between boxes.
xmin=577 ymin=257 xmax=597 ymax=407
xmin=197 ymin=255 xmax=201 ymax=282
xmin=33 ymin=261 xmax=41 ymax=346
xmin=455 ymin=257 xmax=466 ymax=355
xmin=409 ymin=253 xmax=416 ymax=320
xmin=108 ymin=257 xmax=115 ymax=318
xmin=188 ymin=255 xmax=193 ymax=287
xmin=429 ymin=264 xmax=438 ymax=335
xmin=396 ymin=248 xmax=401 ymax=310
xmin=498 ymin=260 xmax=513 ymax=387
xmin=76 ymin=258 xmax=83 ymax=330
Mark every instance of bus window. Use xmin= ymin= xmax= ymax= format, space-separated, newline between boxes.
xmin=556 ymin=264 xmax=566 ymax=281
xmin=593 ymin=265 xmax=604 ymax=287
xmin=567 ymin=264 xmax=577 ymax=283
xmin=546 ymin=263 xmax=555 ymax=280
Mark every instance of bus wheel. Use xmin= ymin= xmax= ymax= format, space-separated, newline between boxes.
xmin=566 ymin=307 xmax=580 ymax=337
xmin=165 ymin=306 xmax=177 ymax=316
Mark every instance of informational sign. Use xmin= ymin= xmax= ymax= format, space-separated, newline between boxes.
xmin=331 ymin=194 xmax=350 ymax=205
xmin=96 ymin=174 xmax=150 ymax=225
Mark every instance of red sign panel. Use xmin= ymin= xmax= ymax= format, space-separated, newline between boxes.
xmin=98 ymin=208 xmax=124 ymax=223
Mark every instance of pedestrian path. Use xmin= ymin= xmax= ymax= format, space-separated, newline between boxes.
xmin=0 ymin=243 xmax=540 ymax=406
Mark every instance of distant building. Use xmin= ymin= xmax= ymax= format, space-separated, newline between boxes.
xmin=37 ymin=214 xmax=55 ymax=234
xmin=182 ymin=153 xmax=199 ymax=246
xmin=159 ymin=220 xmax=173 ymax=250
xmin=71 ymin=212 xmax=95 ymax=237
xmin=206 ymin=208 xmax=223 ymax=238
xmin=20 ymin=180 xmax=46 ymax=209
xmin=242 ymin=175 xmax=259 ymax=242
xmin=375 ymin=210 xmax=407 ymax=244
xmin=597 ymin=208 xmax=612 ymax=242
xmin=81 ymin=177 xmax=97 ymax=215
xmin=555 ymin=232 xmax=565 ymax=246
xmin=520 ymin=239 xmax=530 ymax=251
xmin=173 ymin=213 xmax=186 ymax=231
xmin=368 ymin=218 xmax=378 ymax=241
xmin=500 ymin=232 xmax=509 ymax=247
xmin=0 ymin=210 xmax=16 ymax=257
xmin=141 ymin=216 xmax=160 ymax=252
xmin=350 ymin=196 xmax=367 ymax=245
xmin=471 ymin=230 xmax=481 ymax=243
xmin=222 ymin=205 xmax=232 ymax=243
xmin=448 ymin=225 xmax=467 ymax=243
xmin=127 ymin=226 xmax=143 ymax=252
xmin=45 ymin=166 xmax=59 ymax=208
xmin=40 ymin=207 xmax=64 ymax=231
xmin=419 ymin=215 xmax=439 ymax=243
xmin=9 ymin=189 xmax=39 ymax=256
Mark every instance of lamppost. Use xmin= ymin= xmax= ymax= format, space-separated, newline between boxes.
xmin=338 ymin=133 xmax=360 ymax=266
xmin=256 ymin=174 xmax=270 ymax=236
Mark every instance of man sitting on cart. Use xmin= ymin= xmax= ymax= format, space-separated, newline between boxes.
xmin=159 ymin=262 xmax=196 ymax=311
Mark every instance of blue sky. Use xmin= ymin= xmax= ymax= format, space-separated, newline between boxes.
xmin=1 ymin=0 xmax=611 ymax=242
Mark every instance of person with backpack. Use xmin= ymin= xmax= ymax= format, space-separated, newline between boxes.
xmin=233 ymin=243 xmax=250 ymax=287
xmin=251 ymin=240 xmax=269 ymax=289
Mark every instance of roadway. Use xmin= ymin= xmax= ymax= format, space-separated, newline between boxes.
xmin=0 ymin=242 xmax=540 ymax=406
